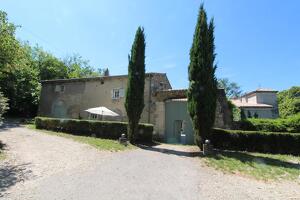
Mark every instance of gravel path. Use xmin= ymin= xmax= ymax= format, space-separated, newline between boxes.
xmin=0 ymin=122 xmax=299 ymax=200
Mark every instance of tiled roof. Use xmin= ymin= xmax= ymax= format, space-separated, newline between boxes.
xmin=241 ymin=88 xmax=278 ymax=97
xmin=231 ymin=101 xmax=273 ymax=108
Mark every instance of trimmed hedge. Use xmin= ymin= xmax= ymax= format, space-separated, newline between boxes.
xmin=211 ymin=128 xmax=300 ymax=155
xmin=238 ymin=114 xmax=300 ymax=133
xmin=35 ymin=117 xmax=153 ymax=143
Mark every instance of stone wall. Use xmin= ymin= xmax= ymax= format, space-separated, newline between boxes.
xmin=38 ymin=73 xmax=171 ymax=124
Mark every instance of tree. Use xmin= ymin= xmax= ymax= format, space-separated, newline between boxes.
xmin=278 ymin=86 xmax=300 ymax=118
xmin=63 ymin=54 xmax=100 ymax=78
xmin=125 ymin=27 xmax=146 ymax=143
xmin=218 ymin=78 xmax=242 ymax=98
xmin=103 ymin=68 xmax=110 ymax=76
xmin=0 ymin=11 xmax=19 ymax=73
xmin=0 ymin=88 xmax=8 ymax=120
xmin=0 ymin=42 xmax=40 ymax=116
xmin=254 ymin=112 xmax=258 ymax=118
xmin=187 ymin=5 xmax=218 ymax=149
xmin=0 ymin=10 xmax=101 ymax=117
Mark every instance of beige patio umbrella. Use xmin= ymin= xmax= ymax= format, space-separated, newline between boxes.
xmin=85 ymin=106 xmax=119 ymax=120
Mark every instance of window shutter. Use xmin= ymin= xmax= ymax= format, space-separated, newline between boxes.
xmin=111 ymin=90 xmax=114 ymax=99
xmin=120 ymin=88 xmax=125 ymax=97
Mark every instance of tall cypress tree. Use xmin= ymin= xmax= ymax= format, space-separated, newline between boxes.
xmin=125 ymin=27 xmax=146 ymax=143
xmin=187 ymin=5 xmax=218 ymax=149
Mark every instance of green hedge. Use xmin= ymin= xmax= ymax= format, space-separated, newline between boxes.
xmin=35 ymin=117 xmax=153 ymax=143
xmin=211 ymin=128 xmax=300 ymax=155
xmin=239 ymin=114 xmax=300 ymax=133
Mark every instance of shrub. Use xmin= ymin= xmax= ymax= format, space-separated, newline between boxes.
xmin=211 ymin=128 xmax=300 ymax=155
xmin=238 ymin=114 xmax=300 ymax=133
xmin=35 ymin=117 xmax=153 ymax=143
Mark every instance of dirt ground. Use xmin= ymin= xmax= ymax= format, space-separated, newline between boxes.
xmin=0 ymin=122 xmax=299 ymax=200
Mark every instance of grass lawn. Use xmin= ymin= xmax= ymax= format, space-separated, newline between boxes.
xmin=203 ymin=150 xmax=300 ymax=181
xmin=26 ymin=124 xmax=135 ymax=151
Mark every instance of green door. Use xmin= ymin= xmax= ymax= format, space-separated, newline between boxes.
xmin=165 ymin=100 xmax=194 ymax=144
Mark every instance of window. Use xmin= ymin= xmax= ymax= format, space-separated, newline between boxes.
xmin=112 ymin=88 xmax=124 ymax=99
xmin=91 ymin=114 xmax=98 ymax=119
xmin=60 ymin=85 xmax=65 ymax=92
xmin=55 ymin=85 xmax=65 ymax=93
xmin=112 ymin=89 xmax=120 ymax=99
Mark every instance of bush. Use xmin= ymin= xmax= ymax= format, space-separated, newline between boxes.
xmin=35 ymin=117 xmax=153 ymax=143
xmin=211 ymin=128 xmax=300 ymax=155
xmin=238 ymin=114 xmax=300 ymax=133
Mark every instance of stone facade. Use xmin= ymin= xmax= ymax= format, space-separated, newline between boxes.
xmin=39 ymin=73 xmax=232 ymax=143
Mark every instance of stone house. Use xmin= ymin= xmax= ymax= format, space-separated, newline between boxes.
xmin=39 ymin=73 xmax=232 ymax=144
xmin=231 ymin=88 xmax=279 ymax=119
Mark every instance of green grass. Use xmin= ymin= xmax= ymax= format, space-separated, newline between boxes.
xmin=0 ymin=150 xmax=5 ymax=160
xmin=26 ymin=124 xmax=135 ymax=151
xmin=203 ymin=150 xmax=300 ymax=181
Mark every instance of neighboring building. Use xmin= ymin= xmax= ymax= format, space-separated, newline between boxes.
xmin=231 ymin=88 xmax=279 ymax=119
xmin=39 ymin=73 xmax=232 ymax=144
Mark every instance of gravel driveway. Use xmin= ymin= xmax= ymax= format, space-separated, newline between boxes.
xmin=0 ymin=122 xmax=299 ymax=200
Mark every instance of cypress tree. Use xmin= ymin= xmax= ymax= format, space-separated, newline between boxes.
xmin=125 ymin=27 xmax=146 ymax=143
xmin=187 ymin=5 xmax=218 ymax=149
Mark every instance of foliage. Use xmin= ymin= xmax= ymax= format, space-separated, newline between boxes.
xmin=187 ymin=5 xmax=218 ymax=148
xmin=0 ymin=10 xmax=102 ymax=117
xmin=211 ymin=128 xmax=300 ymax=155
xmin=240 ymin=109 xmax=246 ymax=120
xmin=278 ymin=86 xmax=300 ymax=118
xmin=204 ymin=150 xmax=300 ymax=181
xmin=125 ymin=27 xmax=146 ymax=143
xmin=0 ymin=88 xmax=8 ymax=120
xmin=28 ymin=124 xmax=135 ymax=151
xmin=218 ymin=78 xmax=242 ymax=98
xmin=0 ymin=11 xmax=19 ymax=72
xmin=63 ymin=54 xmax=100 ymax=78
xmin=228 ymin=101 xmax=241 ymax=121
xmin=35 ymin=117 xmax=153 ymax=143
xmin=238 ymin=114 xmax=300 ymax=133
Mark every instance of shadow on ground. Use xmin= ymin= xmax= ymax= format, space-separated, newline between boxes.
xmin=0 ymin=119 xmax=22 ymax=133
xmin=137 ymin=143 xmax=200 ymax=158
xmin=206 ymin=150 xmax=300 ymax=170
xmin=0 ymin=162 xmax=33 ymax=197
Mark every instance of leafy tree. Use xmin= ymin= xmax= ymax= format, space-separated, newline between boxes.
xmin=0 ymin=11 xmax=19 ymax=73
xmin=30 ymin=46 xmax=68 ymax=80
xmin=125 ymin=27 xmax=146 ymax=143
xmin=278 ymin=86 xmax=300 ymax=118
xmin=63 ymin=54 xmax=100 ymax=78
xmin=218 ymin=78 xmax=242 ymax=98
xmin=0 ymin=10 xmax=104 ymax=117
xmin=0 ymin=88 xmax=8 ymax=120
xmin=0 ymin=42 xmax=40 ymax=116
xmin=187 ymin=5 xmax=218 ymax=149
xmin=254 ymin=112 xmax=258 ymax=118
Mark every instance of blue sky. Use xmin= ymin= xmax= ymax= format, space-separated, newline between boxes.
xmin=1 ymin=0 xmax=299 ymax=92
